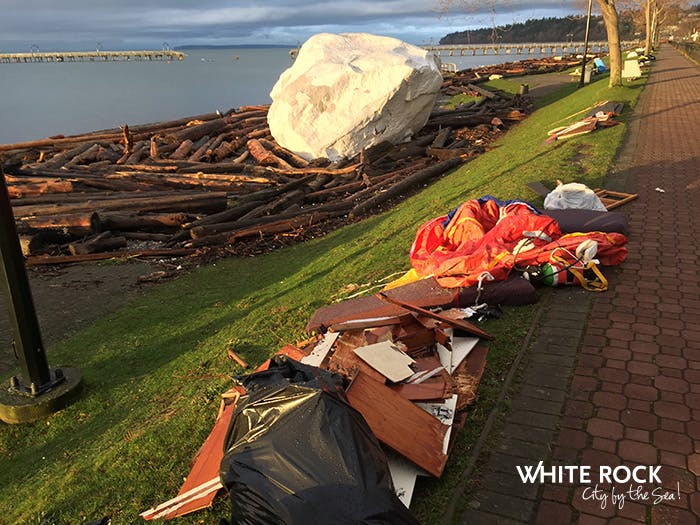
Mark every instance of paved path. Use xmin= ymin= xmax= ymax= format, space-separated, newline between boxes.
xmin=453 ymin=45 xmax=700 ymax=524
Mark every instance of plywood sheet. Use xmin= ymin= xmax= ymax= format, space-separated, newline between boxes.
xmin=346 ymin=372 xmax=448 ymax=477
xmin=307 ymin=278 xmax=458 ymax=332
xmin=389 ymin=377 xmax=451 ymax=401
xmin=353 ymin=341 xmax=415 ymax=383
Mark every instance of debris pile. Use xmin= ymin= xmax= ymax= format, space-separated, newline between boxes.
xmin=1 ymin=86 xmax=534 ymax=266
xmin=142 ymin=278 xmax=499 ymax=520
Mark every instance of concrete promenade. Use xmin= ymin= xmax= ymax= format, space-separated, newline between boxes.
xmin=454 ymin=45 xmax=700 ymax=524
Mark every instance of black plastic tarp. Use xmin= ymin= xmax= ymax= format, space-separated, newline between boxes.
xmin=220 ymin=356 xmax=419 ymax=525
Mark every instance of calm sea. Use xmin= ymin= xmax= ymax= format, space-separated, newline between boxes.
xmin=0 ymin=47 xmax=533 ymax=146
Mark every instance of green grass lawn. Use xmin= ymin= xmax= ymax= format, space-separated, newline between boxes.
xmin=1 ymin=71 xmax=644 ymax=525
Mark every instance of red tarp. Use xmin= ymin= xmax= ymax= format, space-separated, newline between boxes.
xmin=409 ymin=197 xmax=627 ymax=288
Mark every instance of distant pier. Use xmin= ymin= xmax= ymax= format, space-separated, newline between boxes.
xmin=424 ymin=40 xmax=640 ymax=57
xmin=0 ymin=50 xmax=185 ymax=64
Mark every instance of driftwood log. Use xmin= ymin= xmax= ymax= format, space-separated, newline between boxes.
xmin=0 ymin=58 xmax=554 ymax=263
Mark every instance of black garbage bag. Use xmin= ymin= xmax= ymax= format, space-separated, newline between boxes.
xmin=220 ymin=355 xmax=419 ymax=525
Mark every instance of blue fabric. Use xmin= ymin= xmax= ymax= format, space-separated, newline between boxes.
xmin=441 ymin=195 xmax=540 ymax=228
xmin=594 ymin=58 xmax=607 ymax=73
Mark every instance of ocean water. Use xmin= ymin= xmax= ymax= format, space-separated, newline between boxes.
xmin=0 ymin=48 xmax=294 ymax=145
xmin=0 ymin=47 xmax=544 ymax=146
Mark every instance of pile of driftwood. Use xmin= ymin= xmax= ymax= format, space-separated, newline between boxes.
xmin=442 ymin=56 xmax=582 ymax=95
xmin=1 ymin=84 xmax=534 ymax=267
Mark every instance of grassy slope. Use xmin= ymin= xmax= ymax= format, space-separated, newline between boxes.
xmin=0 ymin=74 xmax=644 ymax=524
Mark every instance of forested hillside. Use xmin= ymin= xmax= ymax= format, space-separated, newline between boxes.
xmin=440 ymin=15 xmax=636 ymax=44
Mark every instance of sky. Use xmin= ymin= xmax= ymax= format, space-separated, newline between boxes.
xmin=2 ymin=1 xmax=586 ymax=51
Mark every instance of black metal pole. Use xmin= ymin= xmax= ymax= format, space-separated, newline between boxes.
xmin=579 ymin=0 xmax=594 ymax=87
xmin=0 ymin=170 xmax=53 ymax=394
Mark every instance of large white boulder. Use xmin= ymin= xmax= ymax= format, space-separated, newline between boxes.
xmin=267 ymin=32 xmax=443 ymax=161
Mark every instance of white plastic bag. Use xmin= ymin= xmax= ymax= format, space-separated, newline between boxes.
xmin=544 ymin=182 xmax=607 ymax=212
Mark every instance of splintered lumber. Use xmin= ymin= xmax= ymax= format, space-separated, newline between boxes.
xmin=167 ymin=200 xmax=265 ymax=243
xmin=349 ymin=157 xmax=463 ymax=218
xmin=346 ymin=371 xmax=449 ymax=477
xmin=453 ymin=345 xmax=488 ymax=411
xmin=377 ymin=292 xmax=493 ymax=340
xmin=91 ymin=211 xmax=193 ymax=233
xmin=0 ymin=133 xmax=124 ymax=153
xmin=327 ymin=339 xmax=385 ymax=383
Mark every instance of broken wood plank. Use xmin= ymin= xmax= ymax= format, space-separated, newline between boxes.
xmin=300 ymin=331 xmax=339 ymax=368
xmin=416 ymin=394 xmax=458 ymax=456
xmin=346 ymin=371 xmax=449 ymax=477
xmin=376 ymin=292 xmax=493 ymax=340
xmin=307 ymin=278 xmax=459 ymax=333
xmin=327 ymin=313 xmax=413 ymax=332
xmin=389 ymin=377 xmax=451 ymax=402
xmin=327 ymin=332 xmax=386 ymax=383
xmin=453 ymin=344 xmax=488 ymax=411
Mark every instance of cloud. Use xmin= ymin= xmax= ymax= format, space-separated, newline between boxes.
xmin=0 ymin=0 xmax=580 ymax=50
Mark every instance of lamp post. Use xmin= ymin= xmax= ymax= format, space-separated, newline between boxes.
xmin=579 ymin=0 xmax=594 ymax=87
xmin=0 ymin=170 xmax=82 ymax=424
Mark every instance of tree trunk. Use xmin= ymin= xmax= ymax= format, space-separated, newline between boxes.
xmin=645 ymin=0 xmax=655 ymax=55
xmin=597 ymin=0 xmax=622 ymax=87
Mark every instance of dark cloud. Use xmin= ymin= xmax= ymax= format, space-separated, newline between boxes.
xmin=1 ymin=1 xmax=579 ymax=50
